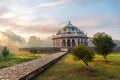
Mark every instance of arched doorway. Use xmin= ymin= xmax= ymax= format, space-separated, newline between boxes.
xmin=67 ymin=39 xmax=71 ymax=47
xmin=81 ymin=39 xmax=83 ymax=45
xmin=62 ymin=39 xmax=66 ymax=47
xmin=72 ymin=39 xmax=75 ymax=47
xmin=78 ymin=39 xmax=80 ymax=45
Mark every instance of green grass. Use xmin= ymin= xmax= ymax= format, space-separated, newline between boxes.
xmin=0 ymin=51 xmax=50 ymax=69
xmin=34 ymin=53 xmax=120 ymax=80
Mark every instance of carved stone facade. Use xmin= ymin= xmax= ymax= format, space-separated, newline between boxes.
xmin=52 ymin=21 xmax=88 ymax=48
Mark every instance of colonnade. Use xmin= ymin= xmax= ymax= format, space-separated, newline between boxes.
xmin=53 ymin=38 xmax=88 ymax=47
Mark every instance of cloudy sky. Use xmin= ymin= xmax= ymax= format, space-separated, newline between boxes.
xmin=0 ymin=0 xmax=120 ymax=40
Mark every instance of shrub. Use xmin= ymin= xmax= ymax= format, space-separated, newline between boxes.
xmin=72 ymin=45 xmax=95 ymax=71
xmin=2 ymin=46 xmax=10 ymax=57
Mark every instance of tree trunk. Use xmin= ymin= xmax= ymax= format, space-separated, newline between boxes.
xmin=82 ymin=59 xmax=93 ymax=72
xmin=103 ymin=55 xmax=107 ymax=62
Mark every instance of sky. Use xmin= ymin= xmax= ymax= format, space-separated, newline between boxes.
xmin=0 ymin=0 xmax=120 ymax=40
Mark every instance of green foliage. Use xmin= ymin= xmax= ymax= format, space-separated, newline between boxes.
xmin=30 ymin=48 xmax=37 ymax=56
xmin=72 ymin=45 xmax=95 ymax=71
xmin=30 ymin=49 xmax=37 ymax=54
xmin=92 ymin=32 xmax=116 ymax=61
xmin=2 ymin=46 xmax=10 ymax=57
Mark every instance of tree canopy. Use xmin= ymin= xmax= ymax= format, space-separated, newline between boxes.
xmin=92 ymin=32 xmax=116 ymax=61
xmin=72 ymin=45 xmax=94 ymax=71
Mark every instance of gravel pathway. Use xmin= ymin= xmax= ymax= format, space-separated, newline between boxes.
xmin=0 ymin=52 xmax=66 ymax=80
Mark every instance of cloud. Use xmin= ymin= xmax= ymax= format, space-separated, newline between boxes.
xmin=71 ymin=0 xmax=105 ymax=5
xmin=1 ymin=14 xmax=120 ymax=40
xmin=0 ymin=15 xmax=59 ymax=35
xmin=34 ymin=0 xmax=68 ymax=9
xmin=0 ymin=6 xmax=10 ymax=17
xmin=74 ymin=17 xmax=120 ymax=28
xmin=0 ymin=0 xmax=119 ymax=40
xmin=72 ymin=17 xmax=120 ymax=39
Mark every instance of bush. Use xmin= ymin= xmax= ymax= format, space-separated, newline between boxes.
xmin=2 ymin=47 xmax=10 ymax=57
xmin=72 ymin=45 xmax=95 ymax=71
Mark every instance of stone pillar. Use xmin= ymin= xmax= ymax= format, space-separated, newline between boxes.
xmin=56 ymin=40 xmax=57 ymax=47
xmin=57 ymin=40 xmax=59 ymax=47
xmin=54 ymin=40 xmax=56 ymax=47
xmin=59 ymin=39 xmax=62 ymax=47
xmin=70 ymin=39 xmax=73 ymax=47
xmin=57 ymin=39 xmax=59 ymax=47
xmin=59 ymin=39 xmax=61 ymax=47
xmin=61 ymin=39 xmax=63 ymax=47
xmin=57 ymin=40 xmax=58 ymax=47
xmin=59 ymin=39 xmax=60 ymax=47
xmin=75 ymin=39 xmax=78 ymax=46
xmin=65 ymin=39 xmax=67 ymax=47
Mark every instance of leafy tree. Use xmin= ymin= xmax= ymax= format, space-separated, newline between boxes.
xmin=92 ymin=32 xmax=116 ymax=62
xmin=30 ymin=48 xmax=37 ymax=57
xmin=72 ymin=45 xmax=95 ymax=71
xmin=28 ymin=36 xmax=41 ymax=47
xmin=2 ymin=46 xmax=10 ymax=57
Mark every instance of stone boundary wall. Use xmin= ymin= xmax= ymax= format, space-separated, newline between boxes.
xmin=19 ymin=47 xmax=61 ymax=53
xmin=0 ymin=52 xmax=66 ymax=80
xmin=68 ymin=47 xmax=120 ymax=53
xmin=19 ymin=47 xmax=120 ymax=53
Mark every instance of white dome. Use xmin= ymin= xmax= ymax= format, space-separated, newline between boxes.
xmin=57 ymin=21 xmax=83 ymax=35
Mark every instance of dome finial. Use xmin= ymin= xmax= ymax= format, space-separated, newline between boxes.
xmin=68 ymin=20 xmax=71 ymax=25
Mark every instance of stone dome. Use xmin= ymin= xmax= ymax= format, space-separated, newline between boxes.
xmin=57 ymin=21 xmax=83 ymax=35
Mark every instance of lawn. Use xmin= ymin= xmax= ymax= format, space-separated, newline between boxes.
xmin=34 ymin=53 xmax=120 ymax=80
xmin=0 ymin=51 xmax=50 ymax=69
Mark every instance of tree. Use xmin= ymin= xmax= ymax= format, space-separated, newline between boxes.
xmin=30 ymin=48 xmax=37 ymax=57
xmin=92 ymin=32 xmax=116 ymax=62
xmin=28 ymin=36 xmax=41 ymax=47
xmin=72 ymin=45 xmax=95 ymax=71
xmin=2 ymin=46 xmax=10 ymax=57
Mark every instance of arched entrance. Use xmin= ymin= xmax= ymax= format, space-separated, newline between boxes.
xmin=72 ymin=39 xmax=75 ymax=47
xmin=62 ymin=39 xmax=66 ymax=47
xmin=81 ymin=39 xmax=83 ymax=45
xmin=67 ymin=39 xmax=71 ymax=47
xmin=78 ymin=39 xmax=80 ymax=45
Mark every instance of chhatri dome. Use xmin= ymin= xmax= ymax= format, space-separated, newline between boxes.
xmin=52 ymin=21 xmax=88 ymax=48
